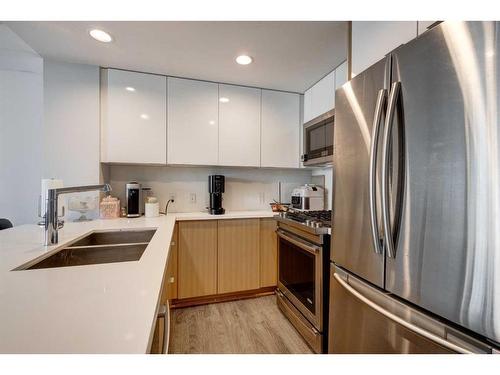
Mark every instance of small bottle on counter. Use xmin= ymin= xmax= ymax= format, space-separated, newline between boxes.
xmin=99 ymin=196 xmax=120 ymax=219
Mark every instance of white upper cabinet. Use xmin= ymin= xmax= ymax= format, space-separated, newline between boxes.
xmin=101 ymin=70 xmax=301 ymax=168
xmin=351 ymin=21 xmax=417 ymax=77
xmin=303 ymin=67 xmax=339 ymax=123
xmin=311 ymin=70 xmax=335 ymax=119
xmin=417 ymin=21 xmax=436 ymax=36
xmin=218 ymin=84 xmax=261 ymax=167
xmin=261 ymin=90 xmax=300 ymax=168
xmin=167 ymin=77 xmax=219 ymax=165
xmin=335 ymin=61 xmax=348 ymax=91
xmin=101 ymin=69 xmax=167 ymax=164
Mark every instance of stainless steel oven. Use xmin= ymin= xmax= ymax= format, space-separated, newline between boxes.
xmin=301 ymin=109 xmax=334 ymax=166
xmin=275 ymin=218 xmax=330 ymax=353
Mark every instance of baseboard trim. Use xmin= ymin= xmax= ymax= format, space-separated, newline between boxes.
xmin=171 ymin=286 xmax=277 ymax=309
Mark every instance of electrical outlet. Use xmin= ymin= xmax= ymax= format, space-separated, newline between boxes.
xmin=190 ymin=193 xmax=196 ymax=203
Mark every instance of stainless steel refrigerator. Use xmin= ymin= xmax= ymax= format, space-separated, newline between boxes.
xmin=329 ymin=21 xmax=500 ymax=354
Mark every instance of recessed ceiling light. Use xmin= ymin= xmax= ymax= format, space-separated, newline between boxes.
xmin=125 ymin=87 xmax=136 ymax=92
xmin=89 ymin=29 xmax=113 ymax=43
xmin=209 ymin=120 xmax=216 ymax=125
xmin=236 ymin=55 xmax=253 ymax=65
xmin=140 ymin=114 xmax=150 ymax=120
xmin=219 ymin=97 xmax=230 ymax=103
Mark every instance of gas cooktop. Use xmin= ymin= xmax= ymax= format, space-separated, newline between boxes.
xmin=285 ymin=210 xmax=331 ymax=226
xmin=274 ymin=209 xmax=332 ymax=235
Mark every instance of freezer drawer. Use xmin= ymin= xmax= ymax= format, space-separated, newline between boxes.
xmin=328 ymin=265 xmax=493 ymax=354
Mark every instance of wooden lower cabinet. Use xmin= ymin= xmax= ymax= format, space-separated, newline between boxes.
xmin=152 ymin=218 xmax=277 ymax=351
xmin=173 ymin=218 xmax=277 ymax=303
xmin=218 ymin=219 xmax=260 ymax=293
xmin=151 ymin=224 xmax=178 ymax=354
xmin=178 ymin=220 xmax=218 ymax=299
xmin=259 ymin=218 xmax=278 ymax=288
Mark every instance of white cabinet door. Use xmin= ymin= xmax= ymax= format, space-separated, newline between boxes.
xmin=218 ymin=84 xmax=261 ymax=167
xmin=417 ymin=21 xmax=436 ymax=36
xmin=335 ymin=61 xmax=348 ymax=91
xmin=101 ymin=69 xmax=166 ymax=164
xmin=311 ymin=70 xmax=335 ymax=118
xmin=351 ymin=21 xmax=417 ymax=77
xmin=167 ymin=78 xmax=219 ymax=165
xmin=261 ymin=90 xmax=300 ymax=168
xmin=304 ymin=70 xmax=335 ymax=124
xmin=303 ymin=87 xmax=313 ymax=123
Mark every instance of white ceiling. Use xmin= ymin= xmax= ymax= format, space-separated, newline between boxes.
xmin=5 ymin=21 xmax=348 ymax=93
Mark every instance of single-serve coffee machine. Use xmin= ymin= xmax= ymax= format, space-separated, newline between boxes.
xmin=126 ymin=182 xmax=141 ymax=217
xmin=208 ymin=175 xmax=225 ymax=215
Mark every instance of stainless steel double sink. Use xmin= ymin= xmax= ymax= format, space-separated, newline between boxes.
xmin=16 ymin=229 xmax=157 ymax=270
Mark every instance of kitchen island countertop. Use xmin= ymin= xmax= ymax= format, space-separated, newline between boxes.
xmin=0 ymin=209 xmax=274 ymax=353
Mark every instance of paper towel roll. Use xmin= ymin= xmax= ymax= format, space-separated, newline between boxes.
xmin=145 ymin=202 xmax=160 ymax=218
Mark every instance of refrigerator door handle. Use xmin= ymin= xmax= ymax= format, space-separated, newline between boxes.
xmin=332 ymin=273 xmax=473 ymax=354
xmin=381 ymin=81 xmax=401 ymax=258
xmin=369 ymin=89 xmax=387 ymax=254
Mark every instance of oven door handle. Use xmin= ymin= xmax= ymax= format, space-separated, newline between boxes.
xmin=276 ymin=229 xmax=320 ymax=255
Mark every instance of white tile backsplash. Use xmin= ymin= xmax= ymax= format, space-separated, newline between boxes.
xmin=106 ymin=165 xmax=312 ymax=213
xmin=311 ymin=166 xmax=333 ymax=209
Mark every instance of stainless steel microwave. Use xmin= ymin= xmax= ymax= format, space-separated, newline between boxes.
xmin=301 ymin=109 xmax=334 ymax=166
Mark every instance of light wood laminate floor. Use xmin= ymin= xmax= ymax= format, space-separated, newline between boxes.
xmin=169 ymin=295 xmax=314 ymax=354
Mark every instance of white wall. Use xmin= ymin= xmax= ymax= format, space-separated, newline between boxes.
xmin=43 ymin=60 xmax=101 ymax=220
xmin=107 ymin=165 xmax=312 ymax=213
xmin=0 ymin=25 xmax=43 ymax=225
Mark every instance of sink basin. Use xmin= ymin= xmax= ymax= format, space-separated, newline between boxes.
xmin=16 ymin=229 xmax=156 ymax=270
xmin=68 ymin=229 xmax=156 ymax=247
xmin=25 ymin=243 xmax=148 ymax=270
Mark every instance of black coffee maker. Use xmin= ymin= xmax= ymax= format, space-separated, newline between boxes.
xmin=208 ymin=175 xmax=225 ymax=215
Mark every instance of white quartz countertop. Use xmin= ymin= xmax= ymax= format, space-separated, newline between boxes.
xmin=174 ymin=210 xmax=274 ymax=221
xmin=0 ymin=210 xmax=274 ymax=353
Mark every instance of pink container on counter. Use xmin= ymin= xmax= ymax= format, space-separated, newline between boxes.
xmin=100 ymin=196 xmax=120 ymax=219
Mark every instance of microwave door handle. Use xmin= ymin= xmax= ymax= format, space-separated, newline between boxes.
xmin=381 ymin=81 xmax=401 ymax=258
xmin=369 ymin=89 xmax=387 ymax=255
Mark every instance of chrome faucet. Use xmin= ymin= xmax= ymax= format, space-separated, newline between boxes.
xmin=44 ymin=184 xmax=112 ymax=246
